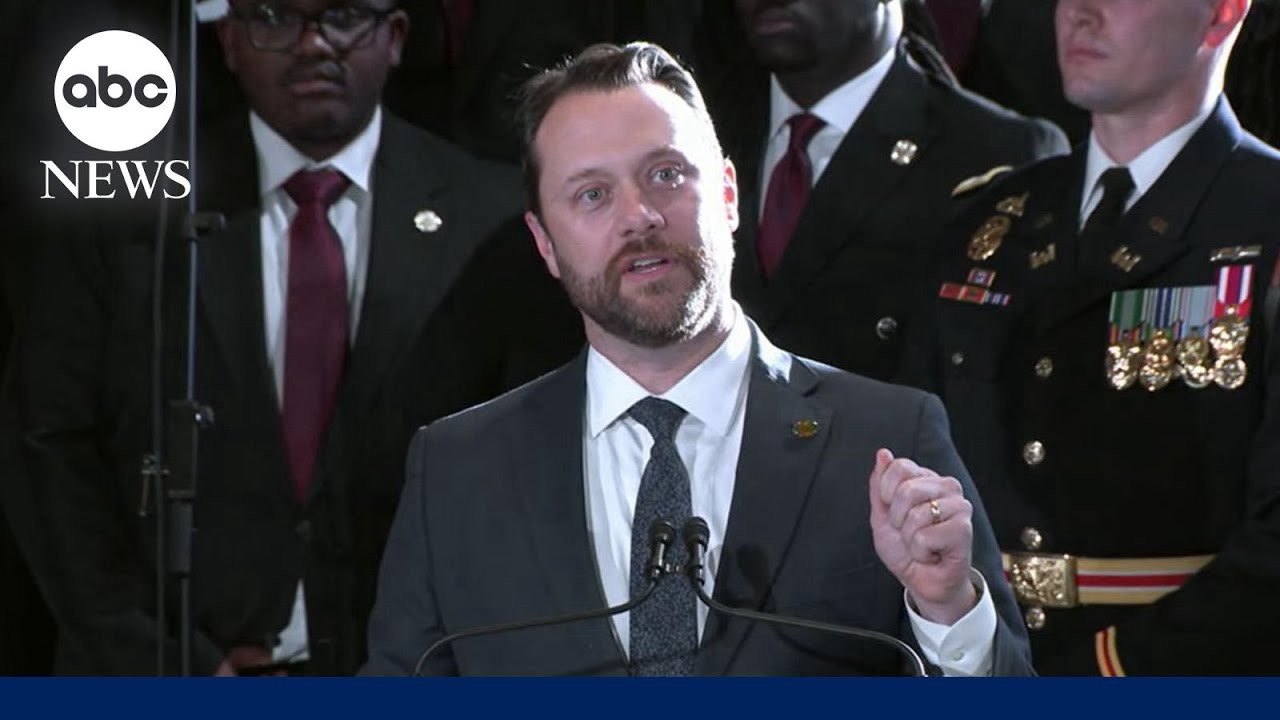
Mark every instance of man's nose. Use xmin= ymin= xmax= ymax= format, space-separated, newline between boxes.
xmin=619 ymin=185 xmax=665 ymax=238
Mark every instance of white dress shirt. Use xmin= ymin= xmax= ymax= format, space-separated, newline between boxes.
xmin=759 ymin=45 xmax=898 ymax=216
xmin=583 ymin=306 xmax=998 ymax=675
xmin=1078 ymin=101 xmax=1216 ymax=229
xmin=247 ymin=106 xmax=382 ymax=663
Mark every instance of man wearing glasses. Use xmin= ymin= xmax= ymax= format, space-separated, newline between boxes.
xmin=16 ymin=0 xmax=580 ymax=676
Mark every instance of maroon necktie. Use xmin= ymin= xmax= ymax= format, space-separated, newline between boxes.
xmin=282 ymin=168 xmax=350 ymax=502
xmin=926 ymin=0 xmax=983 ymax=77
xmin=442 ymin=0 xmax=473 ymax=67
xmin=757 ymin=113 xmax=825 ymax=278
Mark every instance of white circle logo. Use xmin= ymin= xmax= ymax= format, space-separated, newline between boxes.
xmin=53 ymin=31 xmax=176 ymax=153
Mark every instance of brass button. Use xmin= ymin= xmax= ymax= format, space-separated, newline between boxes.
xmin=1020 ymin=527 xmax=1044 ymax=551
xmin=950 ymin=351 xmax=966 ymax=367
xmin=1034 ymin=357 xmax=1054 ymax=379
xmin=875 ymin=316 xmax=898 ymax=341
xmin=1025 ymin=607 xmax=1047 ymax=631
xmin=1023 ymin=440 xmax=1045 ymax=466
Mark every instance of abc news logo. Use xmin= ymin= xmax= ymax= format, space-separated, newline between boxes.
xmin=42 ymin=30 xmax=191 ymax=200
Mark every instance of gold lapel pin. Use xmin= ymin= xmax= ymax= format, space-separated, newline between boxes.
xmin=1110 ymin=246 xmax=1142 ymax=272
xmin=791 ymin=419 xmax=820 ymax=439
xmin=1029 ymin=243 xmax=1057 ymax=270
xmin=890 ymin=139 xmax=918 ymax=166
xmin=414 ymin=209 xmax=443 ymax=233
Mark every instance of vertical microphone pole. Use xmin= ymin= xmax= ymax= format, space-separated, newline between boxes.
xmin=169 ymin=0 xmax=225 ymax=677
xmin=147 ymin=0 xmax=222 ymax=676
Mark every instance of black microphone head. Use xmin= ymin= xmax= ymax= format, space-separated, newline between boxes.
xmin=648 ymin=519 xmax=677 ymax=547
xmin=682 ymin=516 xmax=710 ymax=550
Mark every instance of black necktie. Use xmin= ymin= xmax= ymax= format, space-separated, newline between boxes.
xmin=627 ymin=397 xmax=697 ymax=676
xmin=1080 ymin=166 xmax=1135 ymax=269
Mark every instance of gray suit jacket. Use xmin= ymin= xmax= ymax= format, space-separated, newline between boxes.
xmin=362 ymin=324 xmax=1033 ymax=676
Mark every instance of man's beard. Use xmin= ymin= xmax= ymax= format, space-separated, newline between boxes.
xmin=555 ymin=234 xmax=728 ymax=349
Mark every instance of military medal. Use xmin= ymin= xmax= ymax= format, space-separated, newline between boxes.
xmin=1176 ymin=335 xmax=1214 ymax=389
xmin=1209 ymin=266 xmax=1254 ymax=390
xmin=1106 ymin=339 xmax=1142 ymax=390
xmin=1212 ymin=356 xmax=1247 ymax=390
xmin=1108 ymin=282 xmax=1225 ymax=392
xmin=968 ymin=215 xmax=1011 ymax=261
xmin=1139 ymin=331 xmax=1176 ymax=392
xmin=1208 ymin=311 xmax=1249 ymax=356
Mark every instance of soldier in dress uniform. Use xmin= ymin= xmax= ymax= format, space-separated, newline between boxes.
xmin=700 ymin=0 xmax=1068 ymax=383
xmin=902 ymin=0 xmax=1280 ymax=674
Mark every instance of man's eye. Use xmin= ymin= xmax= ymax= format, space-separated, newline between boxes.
xmin=653 ymin=166 xmax=682 ymax=184
xmin=252 ymin=5 xmax=293 ymax=26
xmin=324 ymin=6 xmax=371 ymax=29
xmin=579 ymin=188 xmax=605 ymax=204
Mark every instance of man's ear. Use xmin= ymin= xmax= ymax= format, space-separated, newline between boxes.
xmin=524 ymin=211 xmax=562 ymax=279
xmin=216 ymin=14 xmax=238 ymax=73
xmin=1205 ymin=0 xmax=1249 ymax=49
xmin=723 ymin=157 xmax=740 ymax=233
xmin=385 ymin=9 xmax=410 ymax=67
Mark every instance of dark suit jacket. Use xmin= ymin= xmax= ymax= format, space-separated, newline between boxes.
xmin=361 ymin=323 xmax=1033 ymax=676
xmin=904 ymin=99 xmax=1280 ymax=674
xmin=14 ymin=112 xmax=581 ymax=675
xmin=708 ymin=46 xmax=1068 ymax=384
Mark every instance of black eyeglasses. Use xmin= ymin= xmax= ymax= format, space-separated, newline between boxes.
xmin=231 ymin=3 xmax=396 ymax=53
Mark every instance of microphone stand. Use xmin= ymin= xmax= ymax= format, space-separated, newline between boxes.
xmin=412 ymin=520 xmax=678 ymax=676
xmin=145 ymin=0 xmax=223 ymax=676
xmin=681 ymin=518 xmax=929 ymax=678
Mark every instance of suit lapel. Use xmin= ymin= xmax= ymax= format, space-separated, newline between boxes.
xmin=1038 ymin=100 xmax=1243 ymax=331
xmin=341 ymin=117 xmax=478 ymax=412
xmin=696 ymin=324 xmax=833 ymax=675
xmin=759 ymin=52 xmax=939 ymax=327
xmin=194 ymin=117 xmax=278 ymax=425
xmin=511 ymin=353 xmax=627 ymax=671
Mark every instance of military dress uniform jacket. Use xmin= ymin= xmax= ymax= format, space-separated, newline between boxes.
xmin=707 ymin=45 xmax=1068 ymax=384
xmin=903 ymin=99 xmax=1280 ymax=675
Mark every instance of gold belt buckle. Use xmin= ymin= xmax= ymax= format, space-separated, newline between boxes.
xmin=1007 ymin=552 xmax=1078 ymax=609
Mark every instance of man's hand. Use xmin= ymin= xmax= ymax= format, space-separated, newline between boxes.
xmin=869 ymin=448 xmax=977 ymax=625
xmin=213 ymin=646 xmax=287 ymax=677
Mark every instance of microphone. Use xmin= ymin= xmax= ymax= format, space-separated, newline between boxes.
xmin=411 ymin=519 xmax=678 ymax=676
xmin=681 ymin=517 xmax=929 ymax=677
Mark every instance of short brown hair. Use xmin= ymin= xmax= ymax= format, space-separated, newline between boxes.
xmin=515 ymin=42 xmax=722 ymax=216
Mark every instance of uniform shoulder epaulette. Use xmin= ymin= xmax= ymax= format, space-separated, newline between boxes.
xmin=951 ymin=165 xmax=1014 ymax=198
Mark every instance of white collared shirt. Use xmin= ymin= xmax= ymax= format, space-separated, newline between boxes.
xmin=583 ymin=306 xmax=997 ymax=675
xmin=759 ymin=45 xmax=898 ymax=217
xmin=248 ymin=105 xmax=382 ymax=664
xmin=1078 ymin=102 xmax=1216 ymax=228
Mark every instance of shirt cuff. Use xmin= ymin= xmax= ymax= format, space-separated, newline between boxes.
xmin=904 ymin=568 xmax=997 ymax=677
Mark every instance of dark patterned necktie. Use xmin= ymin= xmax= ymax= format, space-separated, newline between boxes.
xmin=1080 ymin=166 xmax=1135 ymax=269
xmin=281 ymin=168 xmax=350 ymax=502
xmin=627 ymin=397 xmax=697 ymax=676
xmin=757 ymin=112 xmax=826 ymax=278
